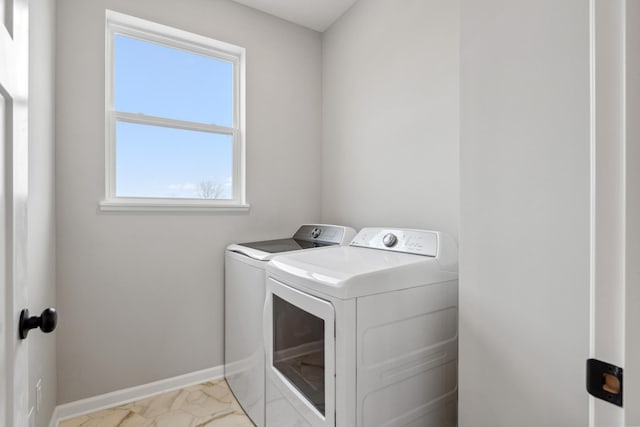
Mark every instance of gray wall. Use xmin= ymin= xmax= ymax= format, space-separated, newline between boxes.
xmin=55 ymin=0 xmax=322 ymax=403
xmin=459 ymin=1 xmax=590 ymax=425
xmin=28 ymin=0 xmax=57 ymax=425
xmin=321 ymin=0 xmax=459 ymax=236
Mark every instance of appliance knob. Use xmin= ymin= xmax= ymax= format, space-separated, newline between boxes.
xmin=382 ymin=233 xmax=398 ymax=247
xmin=311 ymin=228 xmax=321 ymax=238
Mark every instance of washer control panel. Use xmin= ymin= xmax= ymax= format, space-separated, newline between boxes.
xmin=293 ymin=225 xmax=351 ymax=245
xmin=350 ymin=228 xmax=439 ymax=257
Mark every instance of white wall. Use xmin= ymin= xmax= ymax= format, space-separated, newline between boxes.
xmin=55 ymin=0 xmax=322 ymax=403
xmin=459 ymin=1 xmax=591 ymax=426
xmin=28 ymin=0 xmax=57 ymax=425
xmin=321 ymin=0 xmax=459 ymax=236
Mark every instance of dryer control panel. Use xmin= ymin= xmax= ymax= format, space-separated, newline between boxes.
xmin=350 ymin=228 xmax=439 ymax=257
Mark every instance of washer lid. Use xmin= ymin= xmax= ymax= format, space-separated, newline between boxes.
xmin=228 ymin=238 xmax=333 ymax=261
xmin=226 ymin=224 xmax=357 ymax=261
xmin=267 ymin=228 xmax=458 ymax=299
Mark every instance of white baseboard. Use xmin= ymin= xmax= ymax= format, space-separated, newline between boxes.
xmin=48 ymin=365 xmax=223 ymax=427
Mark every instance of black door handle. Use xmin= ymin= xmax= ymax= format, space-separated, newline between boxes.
xmin=19 ymin=308 xmax=57 ymax=339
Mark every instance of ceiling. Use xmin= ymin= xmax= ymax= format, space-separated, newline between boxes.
xmin=230 ymin=0 xmax=359 ymax=32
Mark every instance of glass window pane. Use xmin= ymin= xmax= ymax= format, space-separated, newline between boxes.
xmin=115 ymin=121 xmax=233 ymax=199
xmin=114 ymin=34 xmax=233 ymax=126
xmin=273 ymin=295 xmax=325 ymax=415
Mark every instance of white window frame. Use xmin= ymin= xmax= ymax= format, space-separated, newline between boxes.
xmin=100 ymin=10 xmax=248 ymax=212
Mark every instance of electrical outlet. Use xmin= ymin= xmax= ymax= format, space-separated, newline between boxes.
xmin=35 ymin=379 xmax=42 ymax=413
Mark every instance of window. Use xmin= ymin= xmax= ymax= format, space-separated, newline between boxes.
xmin=101 ymin=11 xmax=246 ymax=211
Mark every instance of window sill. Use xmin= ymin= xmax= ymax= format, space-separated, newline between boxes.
xmin=99 ymin=198 xmax=250 ymax=213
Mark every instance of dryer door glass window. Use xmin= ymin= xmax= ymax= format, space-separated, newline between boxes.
xmin=273 ymin=294 xmax=325 ymax=415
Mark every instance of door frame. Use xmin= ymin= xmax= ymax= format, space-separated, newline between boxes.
xmin=590 ymin=0 xmax=632 ymax=425
xmin=624 ymin=0 xmax=640 ymax=424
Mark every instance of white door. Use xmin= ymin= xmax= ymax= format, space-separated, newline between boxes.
xmin=0 ymin=0 xmax=30 ymax=425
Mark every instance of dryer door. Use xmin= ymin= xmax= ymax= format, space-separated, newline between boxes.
xmin=264 ymin=278 xmax=335 ymax=427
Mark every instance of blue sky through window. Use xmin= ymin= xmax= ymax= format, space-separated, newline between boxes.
xmin=113 ymin=34 xmax=234 ymax=199
xmin=115 ymin=122 xmax=233 ymax=199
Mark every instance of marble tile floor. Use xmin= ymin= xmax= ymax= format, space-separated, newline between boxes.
xmin=57 ymin=379 xmax=255 ymax=427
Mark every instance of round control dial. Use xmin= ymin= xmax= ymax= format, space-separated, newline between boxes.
xmin=382 ymin=233 xmax=398 ymax=247
xmin=311 ymin=228 xmax=321 ymax=238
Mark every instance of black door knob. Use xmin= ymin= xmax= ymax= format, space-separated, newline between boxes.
xmin=19 ymin=308 xmax=57 ymax=339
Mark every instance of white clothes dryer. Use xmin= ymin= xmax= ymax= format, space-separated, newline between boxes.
xmin=225 ymin=224 xmax=356 ymax=427
xmin=263 ymin=227 xmax=458 ymax=427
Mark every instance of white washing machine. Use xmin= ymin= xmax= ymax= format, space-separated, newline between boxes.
xmin=225 ymin=224 xmax=356 ymax=427
xmin=263 ymin=227 xmax=459 ymax=427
